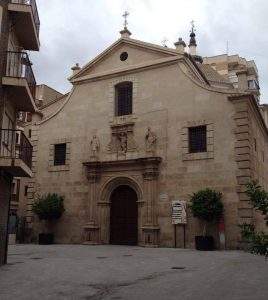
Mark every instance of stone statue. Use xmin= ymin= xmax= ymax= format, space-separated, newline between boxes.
xmin=118 ymin=132 xmax=127 ymax=153
xmin=90 ymin=135 xmax=100 ymax=158
xmin=145 ymin=127 xmax=157 ymax=153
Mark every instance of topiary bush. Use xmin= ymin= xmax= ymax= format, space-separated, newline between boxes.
xmin=190 ymin=188 xmax=224 ymax=235
xmin=32 ymin=193 xmax=65 ymax=221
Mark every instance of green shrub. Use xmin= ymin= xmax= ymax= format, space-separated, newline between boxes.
xmin=245 ymin=181 xmax=268 ymax=219
xmin=240 ymin=181 xmax=268 ymax=258
xmin=240 ymin=223 xmax=268 ymax=258
xmin=32 ymin=193 xmax=65 ymax=221
xmin=190 ymin=188 xmax=224 ymax=235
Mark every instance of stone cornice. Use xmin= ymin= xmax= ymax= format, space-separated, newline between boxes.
xmin=71 ymin=56 xmax=183 ymax=84
xmin=83 ymin=157 xmax=162 ymax=181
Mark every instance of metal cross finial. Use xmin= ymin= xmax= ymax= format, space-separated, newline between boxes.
xmin=162 ymin=37 xmax=168 ymax=47
xmin=190 ymin=20 xmax=195 ymax=33
xmin=123 ymin=11 xmax=129 ymax=28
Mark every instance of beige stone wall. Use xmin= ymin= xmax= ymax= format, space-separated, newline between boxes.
xmin=27 ymin=59 xmax=246 ymax=248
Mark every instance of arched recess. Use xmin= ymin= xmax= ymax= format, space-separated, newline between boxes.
xmin=98 ymin=176 xmax=143 ymax=245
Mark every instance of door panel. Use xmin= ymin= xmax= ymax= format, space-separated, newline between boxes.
xmin=110 ymin=185 xmax=138 ymax=245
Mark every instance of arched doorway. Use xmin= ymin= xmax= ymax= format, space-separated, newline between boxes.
xmin=110 ymin=185 xmax=138 ymax=245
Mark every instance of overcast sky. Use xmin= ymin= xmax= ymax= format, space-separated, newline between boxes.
xmin=31 ymin=0 xmax=268 ymax=103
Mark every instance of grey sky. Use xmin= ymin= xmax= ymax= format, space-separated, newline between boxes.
xmin=31 ymin=0 xmax=268 ymax=103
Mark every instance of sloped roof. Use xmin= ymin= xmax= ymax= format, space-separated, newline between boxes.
xmin=198 ymin=64 xmax=230 ymax=84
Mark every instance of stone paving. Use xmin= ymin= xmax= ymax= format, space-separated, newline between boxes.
xmin=0 ymin=244 xmax=267 ymax=300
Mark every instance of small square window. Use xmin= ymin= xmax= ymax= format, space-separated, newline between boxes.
xmin=54 ymin=143 xmax=66 ymax=166
xmin=188 ymin=126 xmax=207 ymax=153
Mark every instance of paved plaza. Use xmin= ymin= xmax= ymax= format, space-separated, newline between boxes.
xmin=0 ymin=244 xmax=267 ymax=300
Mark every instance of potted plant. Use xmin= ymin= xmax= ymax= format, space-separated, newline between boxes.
xmin=32 ymin=193 xmax=65 ymax=245
xmin=190 ymin=188 xmax=223 ymax=250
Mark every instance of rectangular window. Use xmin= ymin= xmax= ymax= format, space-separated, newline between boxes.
xmin=115 ymin=82 xmax=133 ymax=116
xmin=54 ymin=143 xmax=66 ymax=166
xmin=28 ymin=129 xmax=32 ymax=138
xmin=188 ymin=126 xmax=207 ymax=153
xmin=24 ymin=185 xmax=28 ymax=197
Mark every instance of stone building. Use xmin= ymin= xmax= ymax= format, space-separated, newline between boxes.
xmin=0 ymin=0 xmax=40 ymax=265
xmin=20 ymin=23 xmax=268 ymax=249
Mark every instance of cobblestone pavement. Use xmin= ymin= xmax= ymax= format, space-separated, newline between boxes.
xmin=0 ymin=244 xmax=267 ymax=300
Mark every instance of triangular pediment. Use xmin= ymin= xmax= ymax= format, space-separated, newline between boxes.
xmin=69 ymin=38 xmax=181 ymax=81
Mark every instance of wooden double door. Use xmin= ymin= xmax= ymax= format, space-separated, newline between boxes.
xmin=110 ymin=185 xmax=138 ymax=245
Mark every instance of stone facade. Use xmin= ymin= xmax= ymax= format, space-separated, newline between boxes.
xmin=19 ymin=31 xmax=268 ymax=249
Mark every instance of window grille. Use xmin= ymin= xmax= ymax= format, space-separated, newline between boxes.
xmin=115 ymin=82 xmax=133 ymax=116
xmin=188 ymin=126 xmax=207 ymax=153
xmin=54 ymin=143 xmax=66 ymax=166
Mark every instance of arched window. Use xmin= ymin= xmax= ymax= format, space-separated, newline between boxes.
xmin=115 ymin=81 xmax=133 ymax=116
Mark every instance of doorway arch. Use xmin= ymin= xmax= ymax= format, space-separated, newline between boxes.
xmin=110 ymin=185 xmax=138 ymax=245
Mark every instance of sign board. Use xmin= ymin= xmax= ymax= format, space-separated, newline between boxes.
xmin=171 ymin=200 xmax=187 ymax=224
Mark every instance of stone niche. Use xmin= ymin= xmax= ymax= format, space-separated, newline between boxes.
xmin=83 ymin=157 xmax=162 ymax=247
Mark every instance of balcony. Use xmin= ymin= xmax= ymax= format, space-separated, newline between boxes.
xmin=2 ymin=51 xmax=37 ymax=112
xmin=0 ymin=129 xmax=33 ymax=177
xmin=8 ymin=0 xmax=40 ymax=51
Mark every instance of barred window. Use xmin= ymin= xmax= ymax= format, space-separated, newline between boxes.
xmin=54 ymin=143 xmax=66 ymax=166
xmin=115 ymin=81 xmax=133 ymax=116
xmin=188 ymin=126 xmax=207 ymax=153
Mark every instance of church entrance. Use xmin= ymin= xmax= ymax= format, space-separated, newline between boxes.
xmin=110 ymin=185 xmax=138 ymax=245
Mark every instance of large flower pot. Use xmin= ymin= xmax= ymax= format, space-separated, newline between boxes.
xmin=195 ymin=236 xmax=214 ymax=251
xmin=39 ymin=233 xmax=54 ymax=245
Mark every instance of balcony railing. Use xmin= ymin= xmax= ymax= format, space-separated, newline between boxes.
xmin=5 ymin=51 xmax=36 ymax=99
xmin=0 ymin=129 xmax=33 ymax=169
xmin=10 ymin=0 xmax=40 ymax=36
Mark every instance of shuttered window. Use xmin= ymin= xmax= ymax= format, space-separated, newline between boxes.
xmin=54 ymin=143 xmax=66 ymax=166
xmin=188 ymin=126 xmax=207 ymax=153
xmin=115 ymin=82 xmax=133 ymax=116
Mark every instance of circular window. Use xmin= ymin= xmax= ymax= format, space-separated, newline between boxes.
xmin=120 ymin=52 xmax=128 ymax=61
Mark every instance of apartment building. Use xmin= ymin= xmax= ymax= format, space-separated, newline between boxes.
xmin=0 ymin=0 xmax=40 ymax=265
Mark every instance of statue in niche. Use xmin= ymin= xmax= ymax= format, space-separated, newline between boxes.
xmin=118 ymin=132 xmax=127 ymax=153
xmin=145 ymin=127 xmax=157 ymax=153
xmin=90 ymin=135 xmax=100 ymax=158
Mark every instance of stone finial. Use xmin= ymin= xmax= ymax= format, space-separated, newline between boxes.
xmin=120 ymin=27 xmax=132 ymax=38
xmin=174 ymin=37 xmax=186 ymax=53
xmin=71 ymin=63 xmax=81 ymax=75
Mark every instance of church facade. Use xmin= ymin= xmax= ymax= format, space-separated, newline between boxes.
xmin=22 ymin=26 xmax=268 ymax=249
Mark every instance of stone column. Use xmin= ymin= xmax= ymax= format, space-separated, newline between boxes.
xmin=83 ymin=162 xmax=101 ymax=245
xmin=141 ymin=157 xmax=161 ymax=247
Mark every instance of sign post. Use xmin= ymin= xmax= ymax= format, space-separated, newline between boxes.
xmin=171 ymin=200 xmax=187 ymax=248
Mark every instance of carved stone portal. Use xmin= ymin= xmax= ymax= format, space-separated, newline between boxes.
xmin=107 ymin=122 xmax=138 ymax=154
xmin=83 ymin=157 xmax=162 ymax=247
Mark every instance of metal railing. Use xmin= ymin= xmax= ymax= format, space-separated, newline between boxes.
xmin=5 ymin=51 xmax=36 ymax=99
xmin=10 ymin=0 xmax=40 ymax=36
xmin=0 ymin=129 xmax=33 ymax=169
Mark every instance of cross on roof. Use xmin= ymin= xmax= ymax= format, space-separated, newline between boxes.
xmin=122 ymin=11 xmax=129 ymax=28
xmin=190 ymin=20 xmax=196 ymax=33
xmin=162 ymin=37 xmax=168 ymax=47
